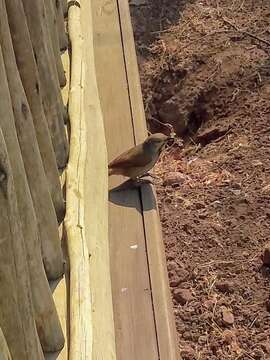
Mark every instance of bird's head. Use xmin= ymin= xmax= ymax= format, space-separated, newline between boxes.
xmin=144 ymin=133 xmax=170 ymax=153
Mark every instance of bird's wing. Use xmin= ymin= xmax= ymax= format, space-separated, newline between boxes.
xmin=108 ymin=144 xmax=151 ymax=169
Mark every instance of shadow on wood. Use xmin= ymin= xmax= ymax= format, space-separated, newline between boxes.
xmin=109 ymin=180 xmax=157 ymax=212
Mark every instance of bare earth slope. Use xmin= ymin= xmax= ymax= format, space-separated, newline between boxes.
xmin=130 ymin=0 xmax=270 ymax=358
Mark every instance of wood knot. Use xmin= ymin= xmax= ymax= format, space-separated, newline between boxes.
xmin=21 ymin=103 xmax=28 ymax=120
xmin=0 ymin=172 xmax=6 ymax=182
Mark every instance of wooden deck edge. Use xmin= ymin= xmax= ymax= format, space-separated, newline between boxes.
xmin=117 ymin=2 xmax=180 ymax=359
xmin=65 ymin=1 xmax=93 ymax=358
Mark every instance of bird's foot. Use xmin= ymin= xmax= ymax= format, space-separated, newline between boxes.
xmin=139 ymin=172 xmax=159 ymax=180
xmin=133 ymin=176 xmax=154 ymax=186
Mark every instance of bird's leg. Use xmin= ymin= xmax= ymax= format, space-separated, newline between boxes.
xmin=138 ymin=172 xmax=159 ymax=180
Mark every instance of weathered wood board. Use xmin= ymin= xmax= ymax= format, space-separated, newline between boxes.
xmin=91 ymin=0 xmax=179 ymax=359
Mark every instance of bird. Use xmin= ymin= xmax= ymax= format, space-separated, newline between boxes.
xmin=108 ymin=132 xmax=170 ymax=181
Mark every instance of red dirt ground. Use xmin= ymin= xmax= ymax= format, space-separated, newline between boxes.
xmin=130 ymin=0 xmax=270 ymax=359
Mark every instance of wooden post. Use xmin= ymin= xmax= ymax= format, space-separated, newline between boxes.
xmin=44 ymin=0 xmax=67 ymax=87
xmin=65 ymin=1 xmax=93 ymax=358
xmin=22 ymin=0 xmax=69 ymax=170
xmin=62 ymin=0 xmax=68 ymax=18
xmin=55 ymin=0 xmax=69 ymax=51
xmin=5 ymin=0 xmax=65 ymax=223
xmin=0 ymin=327 xmax=12 ymax=360
xmin=0 ymin=0 xmax=64 ymax=280
xmin=0 ymin=66 xmax=44 ymax=360
xmin=0 ymin=2 xmax=65 ymax=352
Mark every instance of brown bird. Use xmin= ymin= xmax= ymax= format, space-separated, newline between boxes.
xmin=108 ymin=133 xmax=170 ymax=181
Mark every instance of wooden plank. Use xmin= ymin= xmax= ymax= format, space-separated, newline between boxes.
xmin=65 ymin=1 xmax=92 ymax=358
xmin=0 ymin=46 xmax=44 ymax=359
xmin=45 ymin=272 xmax=68 ymax=360
xmin=22 ymin=0 xmax=69 ymax=169
xmin=55 ymin=0 xmax=68 ymax=51
xmin=80 ymin=0 xmax=117 ymax=358
xmin=6 ymin=0 xmax=66 ymax=223
xmin=117 ymin=2 xmax=179 ymax=359
xmin=91 ymin=1 xmax=159 ymax=359
xmin=44 ymin=0 xmax=66 ymax=87
xmin=1 ymin=0 xmax=65 ymax=285
xmin=0 ymin=327 xmax=11 ymax=360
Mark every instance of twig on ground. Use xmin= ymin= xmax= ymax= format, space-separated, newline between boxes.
xmin=222 ymin=17 xmax=270 ymax=47
xmin=180 ymin=30 xmax=236 ymax=51
xmin=149 ymin=115 xmax=175 ymax=134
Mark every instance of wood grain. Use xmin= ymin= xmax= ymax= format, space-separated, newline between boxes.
xmin=55 ymin=0 xmax=68 ymax=51
xmin=65 ymin=2 xmax=92 ymax=358
xmin=92 ymin=0 xmax=179 ymax=359
xmin=0 ymin=45 xmax=44 ymax=360
xmin=44 ymin=0 xmax=66 ymax=87
xmin=91 ymin=0 xmax=160 ymax=359
xmin=22 ymin=0 xmax=69 ymax=169
xmin=5 ymin=0 xmax=65 ymax=223
xmin=80 ymin=0 xmax=117 ymax=358
xmin=117 ymin=2 xmax=179 ymax=359
xmin=0 ymin=327 xmax=12 ymax=360
xmin=1 ymin=0 xmax=64 ymax=282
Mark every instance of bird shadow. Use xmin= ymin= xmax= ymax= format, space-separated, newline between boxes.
xmin=109 ymin=178 xmax=157 ymax=212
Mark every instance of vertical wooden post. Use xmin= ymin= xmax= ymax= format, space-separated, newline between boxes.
xmin=0 ymin=327 xmax=12 ymax=360
xmin=22 ymin=0 xmax=69 ymax=169
xmin=0 ymin=0 xmax=64 ymax=280
xmin=62 ymin=0 xmax=68 ymax=18
xmin=5 ymin=0 xmax=65 ymax=223
xmin=44 ymin=0 xmax=67 ymax=87
xmin=55 ymin=0 xmax=69 ymax=51
xmin=65 ymin=2 xmax=93 ymax=358
xmin=0 ymin=55 xmax=44 ymax=359
xmin=0 ymin=1 xmax=65 ymax=352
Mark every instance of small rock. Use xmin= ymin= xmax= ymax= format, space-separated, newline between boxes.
xmin=262 ymin=244 xmax=270 ymax=266
xmin=163 ymin=172 xmax=186 ymax=186
xmin=198 ymin=212 xmax=207 ymax=219
xmin=176 ymin=268 xmax=189 ymax=282
xmin=198 ymin=335 xmax=207 ymax=345
xmin=174 ymin=289 xmax=193 ymax=305
xmin=182 ymin=332 xmax=192 ymax=341
xmin=170 ymin=275 xmax=181 ymax=287
xmin=167 ymin=261 xmax=177 ymax=272
xmin=216 ymin=280 xmax=234 ymax=294
xmin=261 ymin=341 xmax=270 ymax=354
xmin=201 ymin=311 xmax=212 ymax=321
xmin=222 ymin=329 xmax=235 ymax=344
xmin=265 ymin=299 xmax=270 ymax=312
xmin=262 ymin=184 xmax=270 ymax=193
xmin=194 ymin=201 xmax=205 ymax=210
xmin=203 ymin=299 xmax=215 ymax=310
xmin=196 ymin=125 xmax=230 ymax=145
xmin=222 ymin=307 xmax=234 ymax=326
xmin=180 ymin=345 xmax=195 ymax=360
xmin=253 ymin=349 xmax=265 ymax=359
